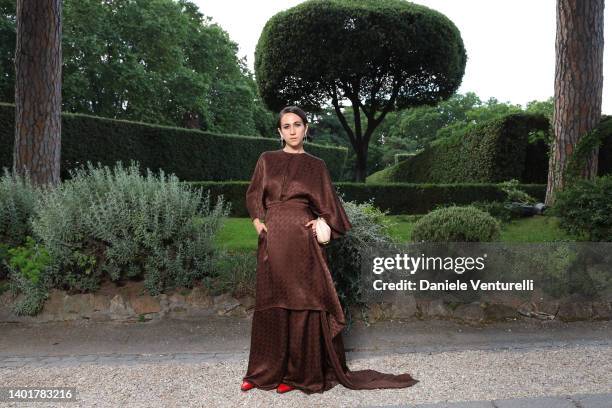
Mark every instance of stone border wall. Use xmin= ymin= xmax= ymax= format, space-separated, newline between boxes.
xmin=1 ymin=280 xmax=610 ymax=325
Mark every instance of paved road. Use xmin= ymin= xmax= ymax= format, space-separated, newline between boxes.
xmin=0 ymin=317 xmax=610 ymax=407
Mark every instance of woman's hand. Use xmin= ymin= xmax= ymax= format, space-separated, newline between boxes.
xmin=253 ymin=218 xmax=267 ymax=235
xmin=304 ymin=218 xmax=318 ymax=237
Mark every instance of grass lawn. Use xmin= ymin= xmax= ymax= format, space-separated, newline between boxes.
xmin=214 ymin=214 xmax=578 ymax=252
xmin=499 ymin=215 xmax=578 ymax=242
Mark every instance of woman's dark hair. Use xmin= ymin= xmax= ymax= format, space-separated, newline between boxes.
xmin=277 ymin=106 xmax=308 ymax=129
xmin=277 ymin=106 xmax=309 ymax=147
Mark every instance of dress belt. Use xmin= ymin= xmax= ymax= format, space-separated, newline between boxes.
xmin=265 ymin=198 xmax=310 ymax=209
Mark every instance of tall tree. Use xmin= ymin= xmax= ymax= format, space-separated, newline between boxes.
xmin=546 ymin=0 xmax=605 ymax=206
xmin=13 ymin=0 xmax=62 ymax=186
xmin=1 ymin=0 xmax=274 ymax=136
xmin=255 ymin=0 xmax=466 ymax=181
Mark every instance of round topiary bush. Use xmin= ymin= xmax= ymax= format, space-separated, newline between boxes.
xmin=411 ymin=205 xmax=501 ymax=242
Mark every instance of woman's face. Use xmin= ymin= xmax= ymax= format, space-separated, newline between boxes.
xmin=278 ymin=112 xmax=308 ymax=149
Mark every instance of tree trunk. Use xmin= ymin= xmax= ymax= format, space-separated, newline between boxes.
xmin=13 ymin=0 xmax=62 ymax=187
xmin=545 ymin=0 xmax=604 ymax=206
xmin=182 ymin=110 xmax=200 ymax=129
xmin=354 ymin=145 xmax=367 ymax=182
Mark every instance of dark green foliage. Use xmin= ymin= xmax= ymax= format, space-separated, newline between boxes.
xmin=190 ymin=180 xmax=546 ymax=217
xmin=466 ymin=179 xmax=539 ymax=222
xmin=0 ymin=103 xmax=348 ymax=181
xmin=550 ymin=175 xmax=612 ymax=241
xmin=371 ymin=113 xmax=612 ymax=184
xmin=325 ymin=199 xmax=396 ymax=329
xmin=468 ymin=201 xmax=515 ymax=223
xmin=563 ymin=115 xmax=612 ymax=186
xmin=255 ymin=0 xmax=466 ymax=112
xmin=370 ymin=113 xmax=552 ymax=183
xmin=0 ymin=0 xmax=273 ymax=134
xmin=411 ymin=205 xmax=501 ymax=242
xmin=598 ymin=116 xmax=612 ymax=175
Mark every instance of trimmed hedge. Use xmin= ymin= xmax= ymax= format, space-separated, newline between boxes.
xmin=597 ymin=116 xmax=612 ymax=175
xmin=188 ymin=181 xmax=547 ymax=216
xmin=0 ymin=102 xmax=348 ymax=181
xmin=368 ymin=113 xmax=612 ymax=184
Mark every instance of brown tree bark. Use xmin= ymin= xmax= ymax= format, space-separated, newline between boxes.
xmin=182 ymin=111 xmax=200 ymax=129
xmin=13 ymin=0 xmax=62 ymax=187
xmin=328 ymin=83 xmax=397 ymax=182
xmin=546 ymin=0 xmax=604 ymax=206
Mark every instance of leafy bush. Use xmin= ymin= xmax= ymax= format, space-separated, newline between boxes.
xmin=0 ymin=169 xmax=39 ymax=279
xmin=3 ymin=236 xmax=52 ymax=315
xmin=326 ymin=197 xmax=397 ymax=329
xmin=30 ymin=161 xmax=230 ymax=300
xmin=469 ymin=178 xmax=539 ymax=222
xmin=550 ymin=175 xmax=612 ymax=241
xmin=209 ymin=249 xmax=257 ymax=298
xmin=411 ymin=205 xmax=501 ymax=242
xmin=469 ymin=200 xmax=514 ymax=223
xmin=498 ymin=178 xmax=538 ymax=205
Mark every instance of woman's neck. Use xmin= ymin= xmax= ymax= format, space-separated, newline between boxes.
xmin=282 ymin=146 xmax=305 ymax=154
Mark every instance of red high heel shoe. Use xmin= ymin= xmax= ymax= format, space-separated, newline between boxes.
xmin=241 ymin=380 xmax=255 ymax=391
xmin=276 ymin=383 xmax=295 ymax=393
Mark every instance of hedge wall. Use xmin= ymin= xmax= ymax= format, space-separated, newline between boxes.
xmin=368 ymin=113 xmax=612 ymax=184
xmin=190 ymin=181 xmax=547 ymax=216
xmin=0 ymin=103 xmax=348 ymax=181
xmin=597 ymin=116 xmax=612 ymax=175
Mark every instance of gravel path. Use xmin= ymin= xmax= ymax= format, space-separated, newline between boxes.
xmin=1 ymin=344 xmax=610 ymax=407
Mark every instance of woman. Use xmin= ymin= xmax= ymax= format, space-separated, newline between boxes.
xmin=240 ymin=106 xmax=419 ymax=394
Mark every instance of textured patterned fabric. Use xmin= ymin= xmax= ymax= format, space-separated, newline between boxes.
xmin=243 ymin=149 xmax=419 ymax=393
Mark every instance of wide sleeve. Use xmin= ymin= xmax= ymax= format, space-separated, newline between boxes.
xmin=245 ymin=154 xmax=266 ymax=221
xmin=310 ymin=160 xmax=352 ymax=240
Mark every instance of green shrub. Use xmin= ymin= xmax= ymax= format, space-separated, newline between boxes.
xmin=550 ymin=175 xmax=612 ymax=241
xmin=191 ymin=180 xmax=547 ymax=217
xmin=31 ymin=161 xmax=231 ymax=299
xmin=0 ymin=102 xmax=348 ymax=182
xmin=468 ymin=178 xmax=539 ymax=222
xmin=3 ymin=236 xmax=52 ymax=315
xmin=367 ymin=113 xmax=551 ymax=184
xmin=209 ymin=249 xmax=257 ymax=298
xmin=411 ymin=205 xmax=501 ymax=242
xmin=7 ymin=236 xmax=50 ymax=284
xmin=326 ymin=197 xmax=397 ymax=329
xmin=468 ymin=200 xmax=514 ymax=223
xmin=0 ymin=170 xmax=39 ymax=279
xmin=498 ymin=178 xmax=538 ymax=205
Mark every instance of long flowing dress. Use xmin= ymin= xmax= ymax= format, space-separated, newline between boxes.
xmin=242 ymin=149 xmax=419 ymax=394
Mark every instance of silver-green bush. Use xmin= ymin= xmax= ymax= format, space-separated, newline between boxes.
xmin=0 ymin=169 xmax=40 ymax=280
xmin=0 ymin=169 xmax=38 ymax=245
xmin=326 ymin=197 xmax=397 ymax=329
xmin=32 ymin=162 xmax=230 ymax=297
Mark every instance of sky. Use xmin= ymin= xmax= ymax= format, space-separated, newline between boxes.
xmin=193 ymin=0 xmax=612 ymax=114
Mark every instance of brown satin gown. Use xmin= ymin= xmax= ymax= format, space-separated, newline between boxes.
xmin=242 ymin=149 xmax=419 ymax=394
